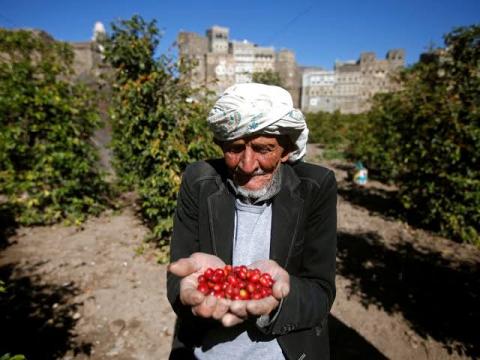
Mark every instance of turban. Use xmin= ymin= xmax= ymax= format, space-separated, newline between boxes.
xmin=207 ymin=83 xmax=309 ymax=162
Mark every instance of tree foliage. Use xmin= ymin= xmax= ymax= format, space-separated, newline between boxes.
xmin=102 ymin=15 xmax=220 ymax=246
xmin=0 ymin=29 xmax=110 ymax=225
xmin=0 ymin=353 xmax=25 ymax=360
xmin=306 ymin=110 xmax=366 ymax=159
xmin=252 ymin=70 xmax=283 ymax=87
xmin=348 ymin=25 xmax=480 ymax=244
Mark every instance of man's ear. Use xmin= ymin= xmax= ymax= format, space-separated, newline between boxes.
xmin=281 ymin=150 xmax=291 ymax=163
xmin=278 ymin=135 xmax=293 ymax=162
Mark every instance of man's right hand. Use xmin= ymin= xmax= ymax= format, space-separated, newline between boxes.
xmin=168 ymin=252 xmax=224 ymax=307
xmin=168 ymin=252 xmax=244 ymax=326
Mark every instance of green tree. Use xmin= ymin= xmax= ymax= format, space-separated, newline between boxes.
xmin=349 ymin=25 xmax=480 ymax=244
xmin=252 ymin=70 xmax=283 ymax=86
xmin=0 ymin=355 xmax=25 ymax=360
xmin=102 ymin=15 xmax=219 ymax=249
xmin=0 ymin=29 xmax=110 ymax=225
xmin=306 ymin=110 xmax=366 ymax=159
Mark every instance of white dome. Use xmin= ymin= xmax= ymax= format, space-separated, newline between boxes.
xmin=92 ymin=21 xmax=106 ymax=41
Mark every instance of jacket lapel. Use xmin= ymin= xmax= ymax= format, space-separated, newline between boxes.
xmin=207 ymin=188 xmax=235 ymax=264
xmin=270 ymin=165 xmax=303 ymax=268
xmin=207 ymin=163 xmax=302 ymax=267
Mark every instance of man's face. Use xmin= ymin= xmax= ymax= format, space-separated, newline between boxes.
xmin=222 ymin=135 xmax=290 ymax=191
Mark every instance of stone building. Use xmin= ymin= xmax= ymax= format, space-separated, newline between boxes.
xmin=71 ymin=42 xmax=104 ymax=82
xmin=70 ymin=22 xmax=108 ymax=85
xmin=5 ymin=25 xmax=107 ymax=86
xmin=177 ymin=25 xmax=301 ymax=107
xmin=301 ymin=49 xmax=405 ymax=113
xmin=276 ymin=49 xmax=302 ymax=111
xmin=230 ymin=40 xmax=255 ymax=83
xmin=253 ymin=46 xmax=275 ymax=73
xmin=66 ymin=20 xmax=407 ymax=115
xmin=176 ymin=31 xmax=209 ymax=88
xmin=178 ymin=26 xmax=234 ymax=95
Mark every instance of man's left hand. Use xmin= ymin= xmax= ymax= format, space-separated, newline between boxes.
xmin=227 ymin=259 xmax=290 ymax=323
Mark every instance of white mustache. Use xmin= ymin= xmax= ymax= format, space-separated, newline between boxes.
xmin=234 ymin=168 xmax=266 ymax=176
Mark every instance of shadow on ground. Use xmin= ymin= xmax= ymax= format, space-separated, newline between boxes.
xmin=337 ymin=230 xmax=480 ymax=358
xmin=0 ymin=204 xmax=17 ymax=250
xmin=0 ymin=262 xmax=92 ymax=359
xmin=336 ymin=174 xmax=444 ymax=236
xmin=329 ymin=314 xmax=387 ymax=359
xmin=337 ymin=180 xmax=405 ymax=221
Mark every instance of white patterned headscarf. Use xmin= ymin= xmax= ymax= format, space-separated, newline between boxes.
xmin=207 ymin=83 xmax=309 ymax=162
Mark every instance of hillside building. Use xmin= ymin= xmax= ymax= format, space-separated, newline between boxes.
xmin=69 ymin=23 xmax=404 ymax=114
xmin=302 ymin=49 xmax=405 ymax=113
xmin=177 ymin=25 xmax=301 ymax=107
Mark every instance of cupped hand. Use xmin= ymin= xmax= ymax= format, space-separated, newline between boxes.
xmin=168 ymin=252 xmax=244 ymax=326
xmin=168 ymin=252 xmax=225 ymax=307
xmin=228 ymin=259 xmax=290 ymax=321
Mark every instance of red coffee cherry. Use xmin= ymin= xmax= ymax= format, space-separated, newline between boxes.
xmin=196 ymin=265 xmax=275 ymax=300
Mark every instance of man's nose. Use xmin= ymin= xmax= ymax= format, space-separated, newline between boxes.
xmin=239 ymin=147 xmax=258 ymax=174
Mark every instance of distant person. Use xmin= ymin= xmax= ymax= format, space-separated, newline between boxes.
xmin=167 ymin=83 xmax=337 ymax=359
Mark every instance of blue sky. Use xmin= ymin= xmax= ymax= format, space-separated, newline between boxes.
xmin=1 ymin=0 xmax=478 ymax=69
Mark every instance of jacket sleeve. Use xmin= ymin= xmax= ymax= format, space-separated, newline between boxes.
xmin=262 ymin=169 xmax=337 ymax=335
xmin=166 ymin=165 xmax=201 ymax=317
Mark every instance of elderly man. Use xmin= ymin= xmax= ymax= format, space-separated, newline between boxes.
xmin=167 ymin=83 xmax=337 ymax=360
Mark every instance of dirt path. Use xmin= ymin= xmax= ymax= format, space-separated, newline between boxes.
xmin=0 ymin=202 xmax=176 ymax=360
xmin=1 ymin=148 xmax=479 ymax=359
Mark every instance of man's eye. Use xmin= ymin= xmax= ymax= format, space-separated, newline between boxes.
xmin=254 ymin=147 xmax=272 ymax=154
xmin=226 ymin=146 xmax=244 ymax=153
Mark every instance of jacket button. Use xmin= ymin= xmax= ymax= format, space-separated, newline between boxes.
xmin=281 ymin=324 xmax=296 ymax=333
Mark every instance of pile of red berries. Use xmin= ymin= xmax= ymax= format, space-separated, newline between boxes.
xmin=197 ymin=265 xmax=275 ymax=300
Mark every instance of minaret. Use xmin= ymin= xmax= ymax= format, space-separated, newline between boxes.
xmin=92 ymin=21 xmax=106 ymax=55
xmin=92 ymin=21 xmax=106 ymax=41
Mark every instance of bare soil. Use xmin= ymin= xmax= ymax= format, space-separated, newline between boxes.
xmin=0 ymin=144 xmax=479 ymax=359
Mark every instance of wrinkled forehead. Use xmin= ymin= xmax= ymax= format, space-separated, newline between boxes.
xmin=217 ymin=134 xmax=293 ymax=150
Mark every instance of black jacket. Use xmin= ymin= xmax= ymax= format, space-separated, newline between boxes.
xmin=167 ymin=159 xmax=337 ymax=360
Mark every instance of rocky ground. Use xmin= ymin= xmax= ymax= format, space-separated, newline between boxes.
xmin=0 ymin=144 xmax=479 ymax=359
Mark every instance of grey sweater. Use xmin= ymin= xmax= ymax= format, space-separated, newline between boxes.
xmin=193 ymin=199 xmax=285 ymax=359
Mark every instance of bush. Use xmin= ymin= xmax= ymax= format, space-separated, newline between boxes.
xmin=0 ymin=29 xmax=110 ymax=225
xmin=346 ymin=95 xmax=405 ymax=181
xmin=306 ymin=110 xmax=366 ymax=160
xmin=252 ymin=70 xmax=283 ymax=87
xmin=102 ymin=16 xmax=220 ymax=246
xmin=348 ymin=25 xmax=480 ymax=244
xmin=0 ymin=355 xmax=25 ymax=360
